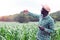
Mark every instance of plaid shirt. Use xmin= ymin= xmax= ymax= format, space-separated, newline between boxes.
xmin=28 ymin=13 xmax=54 ymax=40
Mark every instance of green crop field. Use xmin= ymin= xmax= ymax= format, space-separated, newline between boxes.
xmin=0 ymin=21 xmax=60 ymax=40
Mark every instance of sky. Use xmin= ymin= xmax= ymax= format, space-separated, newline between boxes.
xmin=0 ymin=0 xmax=60 ymax=16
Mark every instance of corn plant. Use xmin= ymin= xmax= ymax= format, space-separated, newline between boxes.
xmin=0 ymin=22 xmax=60 ymax=40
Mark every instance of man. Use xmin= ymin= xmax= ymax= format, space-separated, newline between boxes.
xmin=36 ymin=5 xmax=54 ymax=40
xmin=24 ymin=5 xmax=54 ymax=40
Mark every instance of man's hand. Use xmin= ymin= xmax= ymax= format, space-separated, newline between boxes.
xmin=23 ymin=10 xmax=28 ymax=14
xmin=45 ymin=31 xmax=50 ymax=35
xmin=39 ymin=27 xmax=45 ymax=31
xmin=38 ymin=26 xmax=50 ymax=35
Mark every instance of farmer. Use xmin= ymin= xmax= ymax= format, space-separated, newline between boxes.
xmin=36 ymin=5 xmax=54 ymax=40
xmin=24 ymin=5 xmax=54 ymax=40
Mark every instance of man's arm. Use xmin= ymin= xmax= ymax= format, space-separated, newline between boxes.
xmin=28 ymin=12 xmax=40 ymax=18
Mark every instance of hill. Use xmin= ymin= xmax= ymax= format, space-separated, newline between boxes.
xmin=50 ymin=11 xmax=60 ymax=21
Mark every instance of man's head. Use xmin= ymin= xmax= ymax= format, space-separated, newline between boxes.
xmin=41 ymin=5 xmax=50 ymax=17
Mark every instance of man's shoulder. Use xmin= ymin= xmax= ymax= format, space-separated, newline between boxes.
xmin=48 ymin=15 xmax=54 ymax=22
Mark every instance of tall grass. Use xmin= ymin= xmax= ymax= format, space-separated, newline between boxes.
xmin=0 ymin=22 xmax=60 ymax=40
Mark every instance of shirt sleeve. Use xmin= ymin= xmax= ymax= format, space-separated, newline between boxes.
xmin=44 ymin=18 xmax=54 ymax=33
xmin=28 ymin=12 xmax=40 ymax=18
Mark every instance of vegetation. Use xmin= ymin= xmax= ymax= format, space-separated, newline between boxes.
xmin=0 ymin=22 xmax=38 ymax=40
xmin=0 ymin=10 xmax=60 ymax=23
xmin=0 ymin=10 xmax=39 ymax=22
xmin=50 ymin=11 xmax=60 ymax=21
xmin=0 ymin=21 xmax=60 ymax=40
xmin=14 ymin=10 xmax=39 ymax=23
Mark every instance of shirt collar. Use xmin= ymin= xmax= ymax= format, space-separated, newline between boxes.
xmin=41 ymin=14 xmax=49 ymax=19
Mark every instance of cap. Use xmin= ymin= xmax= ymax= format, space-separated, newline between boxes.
xmin=42 ymin=5 xmax=50 ymax=12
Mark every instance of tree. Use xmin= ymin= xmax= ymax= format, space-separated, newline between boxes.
xmin=14 ymin=10 xmax=29 ymax=23
xmin=50 ymin=11 xmax=60 ymax=21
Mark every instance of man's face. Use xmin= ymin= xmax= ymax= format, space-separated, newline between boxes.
xmin=41 ymin=8 xmax=49 ymax=17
